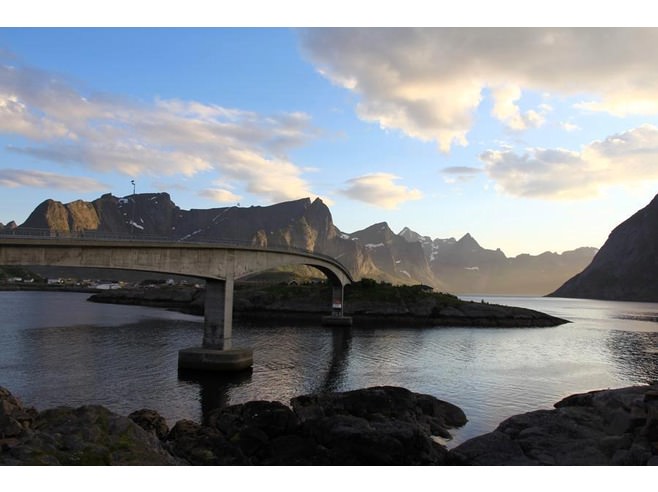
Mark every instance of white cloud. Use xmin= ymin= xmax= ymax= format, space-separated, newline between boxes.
xmin=0 ymin=169 xmax=106 ymax=191
xmin=491 ymin=85 xmax=548 ymax=130
xmin=0 ymin=63 xmax=320 ymax=204
xmin=0 ymin=93 xmax=74 ymax=140
xmin=300 ymin=28 xmax=658 ymax=151
xmin=561 ymin=121 xmax=581 ymax=132
xmin=198 ymin=188 xmax=242 ymax=203
xmin=339 ymin=173 xmax=422 ymax=209
xmin=481 ymin=124 xmax=658 ymax=199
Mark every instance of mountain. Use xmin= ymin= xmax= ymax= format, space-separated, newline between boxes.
xmin=550 ymin=194 xmax=658 ymax=301
xmin=15 ymin=193 xmax=384 ymax=283
xmin=400 ymin=227 xmax=597 ymax=295
xmin=7 ymin=192 xmax=596 ymax=294
xmin=342 ymin=222 xmax=441 ymax=288
xmin=0 ymin=221 xmax=17 ymax=231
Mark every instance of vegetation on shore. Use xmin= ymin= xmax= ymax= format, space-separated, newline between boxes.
xmin=87 ymin=278 xmax=568 ymax=327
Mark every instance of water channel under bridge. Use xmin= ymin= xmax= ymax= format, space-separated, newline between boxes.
xmin=0 ymin=230 xmax=354 ymax=371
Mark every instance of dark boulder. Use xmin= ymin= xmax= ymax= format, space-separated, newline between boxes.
xmin=166 ymin=419 xmax=249 ymax=465
xmin=291 ymin=385 xmax=467 ymax=439
xmin=129 ymin=408 xmax=170 ymax=441
xmin=165 ymin=386 xmax=466 ymax=465
xmin=0 ymin=387 xmax=181 ymax=465
xmin=451 ymin=383 xmax=658 ymax=465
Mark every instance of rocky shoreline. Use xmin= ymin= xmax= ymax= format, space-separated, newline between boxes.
xmin=2 ymin=383 xmax=657 ymax=465
xmin=86 ymin=283 xmax=568 ymax=328
xmin=451 ymin=383 xmax=658 ymax=465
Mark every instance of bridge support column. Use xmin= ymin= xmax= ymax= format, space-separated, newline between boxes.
xmin=203 ymin=278 xmax=233 ymax=349
xmin=322 ymin=283 xmax=353 ymax=326
xmin=178 ymin=273 xmax=253 ymax=372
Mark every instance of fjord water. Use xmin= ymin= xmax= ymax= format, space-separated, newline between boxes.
xmin=1 ymin=292 xmax=657 ymax=445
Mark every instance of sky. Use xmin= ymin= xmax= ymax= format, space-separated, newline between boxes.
xmin=2 ymin=6 xmax=658 ymax=257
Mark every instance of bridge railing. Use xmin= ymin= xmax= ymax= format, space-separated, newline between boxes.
xmin=0 ymin=227 xmax=349 ymax=273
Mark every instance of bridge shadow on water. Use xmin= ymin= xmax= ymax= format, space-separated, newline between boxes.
xmin=177 ymin=326 xmax=353 ymax=423
xmin=317 ymin=326 xmax=352 ymax=394
xmin=177 ymin=368 xmax=254 ymax=424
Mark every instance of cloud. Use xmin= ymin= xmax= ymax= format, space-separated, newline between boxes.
xmin=442 ymin=166 xmax=483 ymax=175
xmin=0 ymin=169 xmax=106 ymax=191
xmin=490 ymin=85 xmax=550 ymax=130
xmin=0 ymin=63 xmax=320 ymax=204
xmin=481 ymin=124 xmax=658 ymax=199
xmin=561 ymin=121 xmax=581 ymax=132
xmin=339 ymin=173 xmax=422 ymax=209
xmin=198 ymin=188 xmax=242 ymax=204
xmin=300 ymin=28 xmax=658 ymax=151
xmin=441 ymin=165 xmax=483 ymax=184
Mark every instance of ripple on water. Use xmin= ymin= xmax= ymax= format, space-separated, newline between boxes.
xmin=2 ymin=292 xmax=658 ymax=440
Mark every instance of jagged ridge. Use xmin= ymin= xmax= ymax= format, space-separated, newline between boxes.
xmin=8 ymin=193 xmax=596 ymax=294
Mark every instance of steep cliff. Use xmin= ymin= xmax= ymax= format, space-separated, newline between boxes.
xmin=550 ymin=194 xmax=658 ymax=301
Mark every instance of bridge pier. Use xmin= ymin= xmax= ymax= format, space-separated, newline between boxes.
xmin=202 ymin=277 xmax=234 ymax=349
xmin=178 ymin=274 xmax=253 ymax=372
xmin=322 ymin=283 xmax=353 ymax=327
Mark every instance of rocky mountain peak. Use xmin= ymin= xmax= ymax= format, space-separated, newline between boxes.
xmin=350 ymin=222 xmax=396 ymax=245
xmin=11 ymin=192 xmax=598 ymax=295
xmin=0 ymin=221 xmax=17 ymax=230
xmin=550 ymin=192 xmax=658 ymax=301
xmin=458 ymin=232 xmax=476 ymax=244
xmin=398 ymin=227 xmax=429 ymax=243
xmin=22 ymin=199 xmax=70 ymax=231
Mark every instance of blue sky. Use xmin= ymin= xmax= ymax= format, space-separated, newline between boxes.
xmin=2 ymin=19 xmax=658 ymax=256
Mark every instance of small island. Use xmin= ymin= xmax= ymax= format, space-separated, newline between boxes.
xmin=88 ymin=278 xmax=568 ymax=328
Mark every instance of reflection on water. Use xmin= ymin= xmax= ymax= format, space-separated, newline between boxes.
xmin=2 ymin=292 xmax=658 ymax=445
xmin=178 ymin=369 xmax=254 ymax=423
xmin=606 ymin=329 xmax=658 ymax=384
xmin=177 ymin=328 xmax=352 ymax=424
xmin=318 ymin=327 xmax=352 ymax=394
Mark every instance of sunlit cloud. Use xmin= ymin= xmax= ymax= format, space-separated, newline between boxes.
xmin=491 ymin=85 xmax=550 ymax=131
xmin=481 ymin=124 xmax=658 ymax=199
xmin=0 ymin=169 xmax=106 ymax=191
xmin=300 ymin=28 xmax=658 ymax=151
xmin=0 ymin=62 xmax=321 ymax=204
xmin=198 ymin=188 xmax=242 ymax=204
xmin=339 ymin=172 xmax=422 ymax=209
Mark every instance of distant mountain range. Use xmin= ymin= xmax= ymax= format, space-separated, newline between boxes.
xmin=1 ymin=193 xmax=597 ymax=295
xmin=550 ymin=193 xmax=658 ymax=302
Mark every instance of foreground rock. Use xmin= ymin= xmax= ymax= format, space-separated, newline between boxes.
xmin=1 ymin=386 xmax=465 ymax=465
xmin=451 ymin=383 xmax=658 ymax=465
xmin=167 ymin=386 xmax=466 ymax=465
xmin=0 ymin=387 xmax=181 ymax=465
xmin=5 ymin=384 xmax=658 ymax=465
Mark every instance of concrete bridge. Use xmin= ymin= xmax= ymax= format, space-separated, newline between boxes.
xmin=0 ymin=233 xmax=353 ymax=371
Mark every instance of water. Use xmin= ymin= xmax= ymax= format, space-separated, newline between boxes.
xmin=1 ymin=291 xmax=658 ymax=446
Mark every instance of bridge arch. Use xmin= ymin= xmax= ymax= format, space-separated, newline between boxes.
xmin=0 ymin=236 xmax=354 ymax=371
xmin=0 ymin=237 xmax=352 ymax=284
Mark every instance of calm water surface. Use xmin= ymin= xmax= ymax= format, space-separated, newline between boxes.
xmin=1 ymin=291 xmax=658 ymax=446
